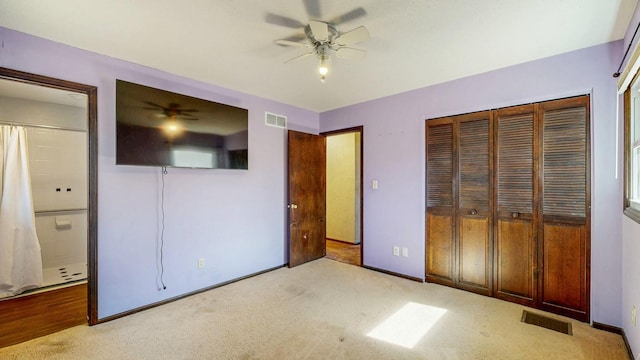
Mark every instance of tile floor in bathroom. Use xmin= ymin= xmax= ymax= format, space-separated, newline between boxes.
xmin=41 ymin=262 xmax=87 ymax=287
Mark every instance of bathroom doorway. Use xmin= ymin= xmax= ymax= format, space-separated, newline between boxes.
xmin=0 ymin=68 xmax=97 ymax=347
xmin=322 ymin=127 xmax=363 ymax=267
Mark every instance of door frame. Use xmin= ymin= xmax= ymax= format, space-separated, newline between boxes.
xmin=321 ymin=126 xmax=364 ymax=266
xmin=0 ymin=67 xmax=99 ymax=325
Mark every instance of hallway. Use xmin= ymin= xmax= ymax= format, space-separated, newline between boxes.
xmin=325 ymin=239 xmax=361 ymax=266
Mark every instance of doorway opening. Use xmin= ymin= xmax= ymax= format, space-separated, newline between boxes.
xmin=0 ymin=67 xmax=98 ymax=347
xmin=322 ymin=127 xmax=363 ymax=267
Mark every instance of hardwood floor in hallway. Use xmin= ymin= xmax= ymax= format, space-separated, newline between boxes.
xmin=325 ymin=239 xmax=361 ymax=266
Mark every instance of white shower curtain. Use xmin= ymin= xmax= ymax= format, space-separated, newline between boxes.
xmin=0 ymin=125 xmax=43 ymax=298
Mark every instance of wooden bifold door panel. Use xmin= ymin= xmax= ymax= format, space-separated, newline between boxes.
xmin=425 ymin=95 xmax=590 ymax=322
xmin=425 ymin=119 xmax=455 ymax=284
xmin=425 ymin=112 xmax=493 ymax=295
xmin=538 ymin=98 xmax=590 ymax=321
xmin=456 ymin=112 xmax=492 ymax=294
xmin=494 ymin=105 xmax=537 ymax=307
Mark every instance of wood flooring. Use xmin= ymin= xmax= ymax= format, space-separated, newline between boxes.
xmin=0 ymin=283 xmax=87 ymax=348
xmin=325 ymin=239 xmax=361 ymax=266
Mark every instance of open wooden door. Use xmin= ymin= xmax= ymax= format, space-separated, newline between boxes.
xmin=288 ymin=130 xmax=326 ymax=267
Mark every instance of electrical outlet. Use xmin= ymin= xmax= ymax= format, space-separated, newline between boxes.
xmin=392 ymin=246 xmax=400 ymax=256
xmin=633 ymin=306 xmax=637 ymax=326
xmin=198 ymin=258 xmax=205 ymax=269
xmin=402 ymin=247 xmax=409 ymax=257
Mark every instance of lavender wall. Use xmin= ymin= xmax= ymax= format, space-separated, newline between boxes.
xmin=621 ymin=3 xmax=640 ymax=357
xmin=320 ymin=42 xmax=624 ymax=326
xmin=0 ymin=27 xmax=319 ymax=319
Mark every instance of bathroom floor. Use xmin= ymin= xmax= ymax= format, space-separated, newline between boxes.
xmin=41 ymin=263 xmax=87 ymax=288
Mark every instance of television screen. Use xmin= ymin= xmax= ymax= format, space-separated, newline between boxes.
xmin=115 ymin=79 xmax=248 ymax=169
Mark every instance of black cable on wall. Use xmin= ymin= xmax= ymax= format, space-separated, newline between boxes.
xmin=159 ymin=166 xmax=168 ymax=290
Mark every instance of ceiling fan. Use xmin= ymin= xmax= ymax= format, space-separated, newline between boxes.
xmin=143 ymin=101 xmax=199 ymax=121
xmin=268 ymin=2 xmax=370 ymax=83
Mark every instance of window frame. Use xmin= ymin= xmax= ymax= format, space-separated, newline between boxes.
xmin=624 ymin=70 xmax=640 ymax=223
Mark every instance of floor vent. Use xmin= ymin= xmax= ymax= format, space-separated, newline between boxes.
xmin=265 ymin=112 xmax=287 ymax=128
xmin=521 ymin=310 xmax=572 ymax=335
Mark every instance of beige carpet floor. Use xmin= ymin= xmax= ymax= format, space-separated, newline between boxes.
xmin=0 ymin=258 xmax=628 ymax=359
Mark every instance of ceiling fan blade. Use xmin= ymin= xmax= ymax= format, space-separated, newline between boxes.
xmin=335 ymin=26 xmax=370 ymax=46
xmin=335 ymin=47 xmax=367 ymax=60
xmin=265 ymin=13 xmax=305 ymax=29
xmin=329 ymin=7 xmax=367 ymax=25
xmin=284 ymin=51 xmax=313 ymax=63
xmin=303 ymin=0 xmax=322 ymax=19
xmin=275 ymin=39 xmax=312 ymax=47
xmin=309 ymin=20 xmax=329 ymax=42
xmin=142 ymin=101 xmax=164 ymax=109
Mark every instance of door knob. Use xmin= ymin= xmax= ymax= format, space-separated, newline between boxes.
xmin=511 ymin=212 xmax=519 ymax=218
xmin=288 ymin=204 xmax=298 ymax=209
xmin=469 ymin=208 xmax=477 ymax=215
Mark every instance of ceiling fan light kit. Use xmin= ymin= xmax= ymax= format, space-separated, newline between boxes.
xmin=271 ymin=5 xmax=370 ymax=83
xmin=317 ymin=44 xmax=330 ymax=83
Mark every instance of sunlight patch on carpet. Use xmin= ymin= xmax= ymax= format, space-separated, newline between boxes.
xmin=366 ymin=302 xmax=447 ymax=348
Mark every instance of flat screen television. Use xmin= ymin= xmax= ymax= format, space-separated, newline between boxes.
xmin=115 ymin=79 xmax=248 ymax=169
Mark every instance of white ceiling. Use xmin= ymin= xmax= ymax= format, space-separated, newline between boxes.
xmin=0 ymin=0 xmax=637 ymax=112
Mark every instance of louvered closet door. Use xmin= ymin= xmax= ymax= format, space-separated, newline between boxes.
xmin=456 ymin=112 xmax=493 ymax=294
xmin=425 ymin=118 xmax=455 ymax=285
xmin=538 ymin=96 xmax=590 ymax=322
xmin=494 ymin=105 xmax=537 ymax=306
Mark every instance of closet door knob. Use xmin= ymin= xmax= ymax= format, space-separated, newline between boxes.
xmin=469 ymin=208 xmax=477 ymax=215
xmin=511 ymin=212 xmax=519 ymax=218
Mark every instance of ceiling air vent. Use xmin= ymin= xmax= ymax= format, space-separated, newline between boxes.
xmin=265 ymin=112 xmax=287 ymax=129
